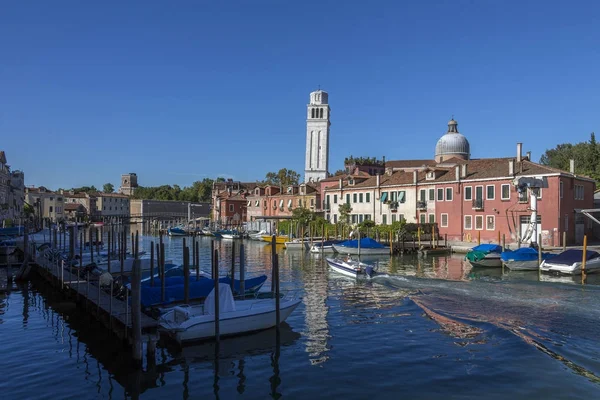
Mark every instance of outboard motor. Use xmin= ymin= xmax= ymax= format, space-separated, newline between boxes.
xmin=365 ymin=266 xmax=375 ymax=278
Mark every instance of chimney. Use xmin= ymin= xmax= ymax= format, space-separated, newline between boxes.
xmin=570 ymin=159 xmax=575 ymax=174
xmin=509 ymin=159 xmax=515 ymax=175
xmin=413 ymin=170 xmax=418 ymax=184
xmin=526 ymin=151 xmax=531 ymax=161
xmin=339 ymin=178 xmax=342 ymax=189
xmin=455 ymin=165 xmax=460 ymax=181
xmin=461 ymin=164 xmax=468 ymax=178
xmin=376 ymin=174 xmax=380 ymax=188
xmin=517 ymin=143 xmax=522 ymax=163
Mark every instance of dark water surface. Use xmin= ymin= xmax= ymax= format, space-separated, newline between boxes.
xmin=1 ymin=236 xmax=600 ymax=399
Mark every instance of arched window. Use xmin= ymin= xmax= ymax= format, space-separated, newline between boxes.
xmin=311 ymin=108 xmax=315 ymax=118
xmin=320 ymin=108 xmax=324 ymax=118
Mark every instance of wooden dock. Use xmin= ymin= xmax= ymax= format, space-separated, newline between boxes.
xmin=32 ymin=252 xmax=159 ymax=339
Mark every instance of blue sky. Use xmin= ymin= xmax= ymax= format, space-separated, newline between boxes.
xmin=1 ymin=0 xmax=599 ymax=190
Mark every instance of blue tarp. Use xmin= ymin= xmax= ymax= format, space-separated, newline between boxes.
xmin=471 ymin=244 xmax=503 ymax=253
xmin=545 ymin=249 xmax=600 ymax=266
xmin=140 ymin=275 xmax=268 ymax=307
xmin=337 ymin=238 xmax=386 ymax=249
xmin=500 ymin=247 xmax=556 ymax=262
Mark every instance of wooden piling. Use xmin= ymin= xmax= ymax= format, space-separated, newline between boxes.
xmin=230 ymin=243 xmax=235 ymax=292
xmin=183 ymin=245 xmax=190 ymax=304
xmin=502 ymin=234 xmax=506 ymax=251
xmin=195 ymin=241 xmax=199 ymax=282
xmin=213 ymin=248 xmax=220 ymax=343
xmin=271 ymin=235 xmax=276 ymax=291
xmin=96 ymin=228 xmax=100 ymax=256
xmin=273 ymin=243 xmax=280 ymax=329
xmin=563 ymin=232 xmax=567 ymax=251
xmin=582 ymin=235 xmax=587 ymax=284
xmin=131 ymin=233 xmax=134 ymax=258
xmin=444 ymin=233 xmax=447 ymax=248
xmin=107 ymin=230 xmax=111 ymax=274
xmin=150 ymin=241 xmax=154 ymax=287
xmin=211 ymin=239 xmax=215 ymax=280
xmin=417 ymin=227 xmax=421 ymax=249
xmin=131 ymin=258 xmax=142 ymax=365
xmin=389 ymin=231 xmax=393 ymax=255
xmin=160 ymin=241 xmax=165 ymax=303
xmin=134 ymin=230 xmax=139 ymax=259
xmin=239 ymin=243 xmax=245 ymax=296
xmin=477 ymin=230 xmax=481 ymax=246
xmin=537 ymin=233 xmax=543 ymax=274
xmin=497 ymin=230 xmax=501 ymax=246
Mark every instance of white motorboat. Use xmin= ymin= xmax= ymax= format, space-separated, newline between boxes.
xmin=540 ymin=249 xmax=600 ymax=275
xmin=159 ymin=284 xmax=302 ymax=344
xmin=221 ymin=233 xmax=241 ymax=239
xmin=284 ymin=239 xmax=308 ymax=250
xmin=325 ymin=257 xmax=377 ymax=278
xmin=309 ymin=240 xmax=340 ymax=254
xmin=248 ymin=230 xmax=267 ymax=240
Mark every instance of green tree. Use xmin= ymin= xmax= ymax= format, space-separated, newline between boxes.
xmin=540 ymin=133 xmax=600 ymax=182
xmin=291 ymin=207 xmax=315 ymax=226
xmin=103 ymin=183 xmax=114 ymax=193
xmin=338 ymin=203 xmax=352 ymax=224
xmin=264 ymin=168 xmax=300 ymax=186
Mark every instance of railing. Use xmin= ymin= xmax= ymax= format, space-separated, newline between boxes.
xmin=472 ymin=198 xmax=484 ymax=210
xmin=417 ymin=201 xmax=427 ymax=210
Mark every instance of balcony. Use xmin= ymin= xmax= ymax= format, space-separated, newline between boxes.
xmin=417 ymin=200 xmax=427 ymax=210
xmin=388 ymin=201 xmax=399 ymax=212
xmin=472 ymin=198 xmax=484 ymax=210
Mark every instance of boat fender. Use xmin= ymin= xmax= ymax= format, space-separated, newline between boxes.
xmin=365 ymin=266 xmax=375 ymax=278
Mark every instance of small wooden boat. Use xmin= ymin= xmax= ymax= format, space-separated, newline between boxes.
xmin=465 ymin=244 xmax=503 ymax=268
xmin=326 ymin=257 xmax=377 ymax=278
xmin=332 ymin=238 xmax=390 ymax=255
xmin=540 ymin=249 xmax=600 ymax=275
xmin=501 ymin=247 xmax=556 ymax=270
xmin=159 ymin=284 xmax=302 ymax=344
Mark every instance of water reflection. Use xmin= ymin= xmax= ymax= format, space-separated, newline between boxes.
xmin=301 ymin=255 xmax=330 ymax=365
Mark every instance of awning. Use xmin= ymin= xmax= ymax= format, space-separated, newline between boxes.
xmin=398 ymin=191 xmax=406 ymax=203
xmin=380 ymin=192 xmax=388 ymax=202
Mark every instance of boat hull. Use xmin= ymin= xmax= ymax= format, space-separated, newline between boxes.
xmin=261 ymin=235 xmax=287 ymax=244
xmin=504 ymin=260 xmax=540 ymax=270
xmin=325 ymin=257 xmax=375 ymax=278
xmin=540 ymin=258 xmax=600 ymax=275
xmin=468 ymin=255 xmax=502 ymax=268
xmin=162 ymin=298 xmax=301 ymax=344
xmin=221 ymin=234 xmax=241 ymax=239
xmin=332 ymin=245 xmax=390 ymax=255
xmin=309 ymin=244 xmax=335 ymax=254
xmin=284 ymin=241 xmax=308 ymax=250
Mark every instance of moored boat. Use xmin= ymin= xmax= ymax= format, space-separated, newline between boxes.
xmin=501 ymin=247 xmax=556 ymax=270
xmin=284 ymin=239 xmax=308 ymax=250
xmin=332 ymin=237 xmax=389 ymax=255
xmin=159 ymin=283 xmax=302 ymax=344
xmin=309 ymin=240 xmax=341 ymax=254
xmin=326 ymin=257 xmax=377 ymax=278
xmin=539 ymin=249 xmax=600 ymax=275
xmin=168 ymin=226 xmax=187 ymax=236
xmin=465 ymin=244 xmax=503 ymax=267
xmin=261 ymin=235 xmax=288 ymax=244
xmin=248 ymin=230 xmax=267 ymax=240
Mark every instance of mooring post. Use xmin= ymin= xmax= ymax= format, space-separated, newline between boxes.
xmin=211 ymin=239 xmax=216 ymax=280
xmin=563 ymin=232 xmax=567 ymax=251
xmin=160 ymin=241 xmax=165 ymax=303
xmin=109 ymin=280 xmax=113 ymax=330
xmin=79 ymin=231 xmax=83 ymax=268
xmin=86 ymin=270 xmax=90 ymax=310
xmin=131 ymin=233 xmax=134 ymax=258
xmin=389 ymin=230 xmax=393 ymax=255
xmin=274 ymin=244 xmax=280 ymax=329
xmin=497 ymin=230 xmax=501 ymax=246
xmin=271 ymin=235 xmax=276 ymax=291
xmin=107 ymin=230 xmax=112 ymax=274
xmin=120 ymin=231 xmax=124 ymax=277
xmin=230 ymin=243 xmax=235 ymax=293
xmin=214 ymin=248 xmax=220 ymax=344
xmin=183 ymin=244 xmax=190 ymax=304
xmin=538 ymin=233 xmax=543 ymax=279
xmin=96 ymin=228 xmax=100 ymax=257
xmin=239 ymin=243 xmax=245 ymax=297
xmin=97 ymin=270 xmax=101 ymax=314
xmin=135 ymin=230 xmax=139 ymax=259
xmin=195 ymin=241 xmax=199 ymax=281
xmin=90 ymin=228 xmax=94 ymax=264
xmin=150 ymin=242 xmax=154 ymax=287
xmin=582 ymin=235 xmax=587 ymax=285
xmin=131 ymin=258 xmax=142 ymax=366
xmin=477 ymin=230 xmax=481 ymax=246
xmin=417 ymin=226 xmax=421 ymax=249
xmin=502 ymin=234 xmax=506 ymax=251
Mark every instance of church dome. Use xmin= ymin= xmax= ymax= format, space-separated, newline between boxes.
xmin=435 ymin=118 xmax=470 ymax=162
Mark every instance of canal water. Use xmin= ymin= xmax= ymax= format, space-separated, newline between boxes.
xmin=1 ymin=235 xmax=600 ymax=399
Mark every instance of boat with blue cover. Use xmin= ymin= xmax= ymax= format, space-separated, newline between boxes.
xmin=501 ymin=247 xmax=556 ymax=270
xmin=540 ymin=249 xmax=600 ymax=275
xmin=465 ymin=244 xmax=503 ymax=267
xmin=168 ymin=226 xmax=187 ymax=236
xmin=332 ymin=237 xmax=389 ymax=255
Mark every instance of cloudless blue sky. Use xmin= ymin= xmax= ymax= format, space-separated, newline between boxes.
xmin=1 ymin=0 xmax=599 ymax=190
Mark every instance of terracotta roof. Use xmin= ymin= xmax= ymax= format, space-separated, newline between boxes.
xmin=94 ymin=192 xmax=129 ymax=198
xmin=385 ymin=159 xmax=437 ymax=169
xmin=319 ymin=171 xmax=371 ymax=182
xmin=64 ymin=203 xmax=84 ymax=211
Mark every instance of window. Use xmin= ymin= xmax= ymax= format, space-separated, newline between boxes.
xmin=57 ymin=197 xmax=62 ymax=201
xmin=475 ymin=186 xmax=483 ymax=200
xmin=391 ymin=191 xmax=398 ymax=202
xmin=429 ymin=188 xmax=435 ymax=201
xmin=392 ymin=214 xmax=396 ymax=223
xmin=531 ymin=187 xmax=542 ymax=199
xmin=229 ymin=204 xmax=234 ymax=212
xmin=398 ymin=191 xmax=406 ymax=203
xmin=428 ymin=214 xmax=435 ymax=223
xmin=441 ymin=213 xmax=448 ymax=227
xmin=486 ymin=185 xmax=495 ymax=200
xmin=518 ymin=190 xmax=528 ymax=203
xmin=420 ymin=189 xmax=426 ymax=202
xmin=364 ymin=214 xmax=370 ymax=220
xmin=352 ymin=215 xmax=357 ymax=223
xmin=353 ymin=193 xmax=357 ymax=203
xmin=420 ymin=214 xmax=426 ymax=224
xmin=346 ymin=194 xmax=350 ymax=204
xmin=437 ymin=188 xmax=444 ymax=201
xmin=334 ymin=194 xmax=338 ymax=204
xmin=464 ymin=186 xmax=472 ymax=201
xmin=366 ymin=193 xmax=370 ymax=202
xmin=359 ymin=214 xmax=363 ymax=223
xmin=560 ymin=181 xmax=564 ymax=199
xmin=49 ymin=206 xmax=53 ymax=212
xmin=326 ymin=195 xmax=330 ymax=208
xmin=333 ymin=214 xmax=337 ymax=223
xmin=445 ymin=188 xmax=453 ymax=201
xmin=311 ymin=199 xmax=315 ymax=206
xmin=464 ymin=215 xmax=472 ymax=230
xmin=382 ymin=214 xmax=387 ymax=225
xmin=359 ymin=193 xmax=363 ymax=203
xmin=50 ymin=197 xmax=54 ymax=201
xmin=475 ymin=215 xmax=484 ymax=230
xmin=501 ymin=184 xmax=510 ymax=200
xmin=399 ymin=214 xmax=405 ymax=222
xmin=575 ymin=185 xmax=584 ymax=200
xmin=103 ymin=206 xmax=106 ymax=211
xmin=486 ymin=215 xmax=495 ymax=230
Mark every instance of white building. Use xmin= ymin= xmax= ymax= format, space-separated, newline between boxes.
xmin=305 ymin=89 xmax=330 ymax=183
xmin=25 ymin=187 xmax=65 ymax=223
xmin=96 ymin=192 xmax=130 ymax=218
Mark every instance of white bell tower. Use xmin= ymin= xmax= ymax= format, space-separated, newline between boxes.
xmin=304 ymin=89 xmax=331 ymax=183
